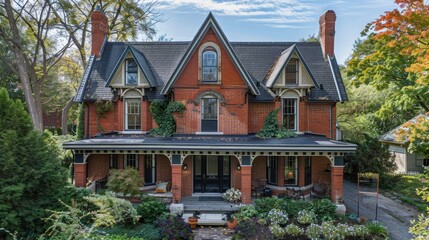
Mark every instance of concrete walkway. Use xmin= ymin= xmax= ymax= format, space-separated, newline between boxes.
xmin=343 ymin=180 xmax=420 ymax=240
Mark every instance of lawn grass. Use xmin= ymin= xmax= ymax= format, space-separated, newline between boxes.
xmin=380 ymin=173 xmax=429 ymax=212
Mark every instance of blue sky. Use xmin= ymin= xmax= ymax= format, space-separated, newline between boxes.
xmin=156 ymin=0 xmax=398 ymax=65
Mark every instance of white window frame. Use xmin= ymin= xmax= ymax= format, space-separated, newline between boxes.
xmin=282 ymin=97 xmax=298 ymax=131
xmin=285 ymin=156 xmax=298 ymax=186
xmin=124 ymin=98 xmax=141 ymax=131
xmin=200 ymin=94 xmax=220 ymax=133
xmin=198 ymin=42 xmax=222 ymax=83
xmin=124 ymin=154 xmax=139 ymax=169
xmin=125 ymin=59 xmax=138 ymax=85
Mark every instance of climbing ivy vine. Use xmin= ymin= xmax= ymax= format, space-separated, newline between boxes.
xmin=150 ymin=100 xmax=185 ymax=137
xmin=94 ymin=99 xmax=113 ymax=133
xmin=257 ymin=109 xmax=297 ymax=139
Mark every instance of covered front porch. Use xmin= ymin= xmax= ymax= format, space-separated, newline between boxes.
xmin=64 ymin=133 xmax=356 ymax=204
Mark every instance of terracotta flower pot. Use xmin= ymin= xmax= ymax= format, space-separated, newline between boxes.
xmin=188 ymin=216 xmax=198 ymax=229
xmin=226 ymin=218 xmax=238 ymax=230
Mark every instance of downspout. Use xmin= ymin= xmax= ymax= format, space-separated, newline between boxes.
xmin=330 ymin=102 xmax=335 ymax=140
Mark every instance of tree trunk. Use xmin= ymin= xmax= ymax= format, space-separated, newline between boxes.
xmin=62 ymin=97 xmax=75 ymax=135
xmin=4 ymin=0 xmax=43 ymax=131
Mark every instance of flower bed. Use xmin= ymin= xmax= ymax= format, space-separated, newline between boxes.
xmin=233 ymin=198 xmax=388 ymax=240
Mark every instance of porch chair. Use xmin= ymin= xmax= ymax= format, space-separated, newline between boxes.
xmin=251 ymin=179 xmax=266 ymax=198
xmin=310 ymin=183 xmax=327 ymax=199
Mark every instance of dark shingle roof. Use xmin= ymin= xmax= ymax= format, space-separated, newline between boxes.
xmin=78 ymin=41 xmax=347 ymax=102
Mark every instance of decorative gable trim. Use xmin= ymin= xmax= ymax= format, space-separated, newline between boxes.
xmin=104 ymin=45 xmax=155 ymax=88
xmin=161 ymin=12 xmax=260 ymax=95
xmin=265 ymin=45 xmax=319 ymax=88
xmin=328 ymin=56 xmax=343 ymax=102
xmin=74 ymin=55 xmax=95 ymax=102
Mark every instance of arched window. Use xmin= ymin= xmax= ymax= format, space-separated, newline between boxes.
xmin=202 ymin=48 xmax=218 ymax=82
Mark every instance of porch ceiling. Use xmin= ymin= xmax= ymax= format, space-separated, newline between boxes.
xmin=63 ymin=133 xmax=356 ymax=153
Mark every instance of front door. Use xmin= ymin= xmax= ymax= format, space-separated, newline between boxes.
xmin=194 ymin=156 xmax=230 ymax=193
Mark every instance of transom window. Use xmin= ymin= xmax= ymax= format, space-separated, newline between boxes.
xmin=285 ymin=59 xmax=298 ymax=84
xmin=126 ymin=59 xmax=138 ymax=85
xmin=283 ymin=98 xmax=297 ymax=130
xmin=267 ymin=156 xmax=278 ymax=185
xmin=125 ymin=98 xmax=141 ymax=130
xmin=202 ymin=49 xmax=218 ymax=82
xmin=285 ymin=156 xmax=298 ymax=185
xmin=124 ymin=154 xmax=139 ymax=169
xmin=144 ymin=155 xmax=156 ymax=185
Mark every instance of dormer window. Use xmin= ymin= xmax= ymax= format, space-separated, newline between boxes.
xmin=202 ymin=49 xmax=217 ymax=82
xmin=285 ymin=59 xmax=298 ymax=84
xmin=125 ymin=59 xmax=138 ymax=85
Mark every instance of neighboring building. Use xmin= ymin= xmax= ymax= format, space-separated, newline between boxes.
xmin=380 ymin=114 xmax=429 ymax=174
xmin=64 ymin=9 xmax=356 ymax=203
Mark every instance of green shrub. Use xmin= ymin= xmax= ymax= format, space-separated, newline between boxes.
xmin=366 ymin=221 xmax=388 ymax=238
xmin=269 ymin=224 xmax=285 ymax=239
xmin=297 ymin=210 xmax=316 ymax=224
xmin=96 ymin=223 xmax=161 ymax=240
xmin=85 ymin=192 xmax=140 ymax=225
xmin=282 ymin=199 xmax=312 ymax=218
xmin=234 ymin=205 xmax=258 ymax=222
xmin=106 ymin=168 xmax=144 ymax=197
xmin=311 ymin=198 xmax=337 ymax=222
xmin=254 ymin=197 xmax=285 ymax=216
xmin=284 ymin=224 xmax=304 ymax=237
xmin=136 ymin=196 xmax=167 ymax=223
xmin=257 ymin=109 xmax=297 ymax=139
xmin=155 ymin=214 xmax=192 ymax=240
xmin=305 ymin=224 xmax=322 ymax=240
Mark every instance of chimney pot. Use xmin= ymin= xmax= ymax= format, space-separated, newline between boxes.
xmin=319 ymin=10 xmax=336 ymax=59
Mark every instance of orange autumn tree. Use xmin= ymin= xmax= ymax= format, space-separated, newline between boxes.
xmin=372 ymin=0 xmax=429 ymax=85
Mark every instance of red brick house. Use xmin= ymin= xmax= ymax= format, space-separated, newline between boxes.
xmin=64 ymin=9 xmax=356 ymax=204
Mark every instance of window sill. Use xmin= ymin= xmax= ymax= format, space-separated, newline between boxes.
xmin=195 ymin=132 xmax=224 ymax=135
xmin=199 ymin=81 xmax=221 ymax=85
xmin=139 ymin=185 xmax=156 ymax=191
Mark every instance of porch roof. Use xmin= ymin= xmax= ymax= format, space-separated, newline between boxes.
xmin=63 ymin=133 xmax=356 ymax=152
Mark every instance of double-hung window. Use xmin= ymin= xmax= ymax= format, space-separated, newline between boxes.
xmin=125 ymin=99 xmax=141 ymax=130
xmin=109 ymin=155 xmax=118 ymax=169
xmin=283 ymin=98 xmax=297 ymax=130
xmin=144 ymin=155 xmax=156 ymax=185
xmin=125 ymin=59 xmax=138 ymax=85
xmin=285 ymin=156 xmax=298 ymax=185
xmin=124 ymin=154 xmax=139 ymax=169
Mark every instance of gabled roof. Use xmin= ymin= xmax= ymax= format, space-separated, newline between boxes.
xmin=265 ymin=44 xmax=319 ymax=88
xmin=160 ymin=12 xmax=260 ymax=96
xmin=104 ymin=45 xmax=157 ymax=87
xmin=380 ymin=114 xmax=429 ymax=145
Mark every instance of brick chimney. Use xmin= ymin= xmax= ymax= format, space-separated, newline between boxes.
xmin=319 ymin=10 xmax=336 ymax=59
xmin=91 ymin=6 xmax=108 ymax=57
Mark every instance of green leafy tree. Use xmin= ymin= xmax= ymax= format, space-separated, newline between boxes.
xmin=107 ymin=168 xmax=144 ymax=197
xmin=410 ymin=185 xmax=429 ymax=239
xmin=0 ymin=88 xmax=70 ymax=238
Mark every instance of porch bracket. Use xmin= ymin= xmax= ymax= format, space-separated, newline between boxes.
xmin=180 ymin=154 xmax=189 ymax=165
xmin=327 ymin=156 xmax=335 ymax=166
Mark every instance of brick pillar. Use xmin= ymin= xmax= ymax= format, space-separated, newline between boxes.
xmin=330 ymin=166 xmax=344 ymax=202
xmin=74 ymin=163 xmax=87 ymax=187
xmin=171 ymin=165 xmax=182 ymax=203
xmin=241 ymin=166 xmax=252 ymax=204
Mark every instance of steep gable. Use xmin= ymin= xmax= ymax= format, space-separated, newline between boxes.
xmin=161 ymin=12 xmax=259 ymax=95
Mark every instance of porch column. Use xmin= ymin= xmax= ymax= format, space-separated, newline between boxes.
xmin=330 ymin=166 xmax=344 ymax=202
xmin=74 ymin=163 xmax=87 ymax=187
xmin=240 ymin=156 xmax=252 ymax=204
xmin=171 ymin=155 xmax=182 ymax=203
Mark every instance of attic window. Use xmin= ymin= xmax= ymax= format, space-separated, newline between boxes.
xmin=285 ymin=59 xmax=298 ymax=84
xmin=126 ymin=59 xmax=138 ymax=85
xmin=202 ymin=48 xmax=218 ymax=82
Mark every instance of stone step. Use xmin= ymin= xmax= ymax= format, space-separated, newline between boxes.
xmin=183 ymin=213 xmax=226 ymax=226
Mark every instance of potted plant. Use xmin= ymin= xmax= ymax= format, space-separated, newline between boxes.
xmin=188 ymin=211 xmax=200 ymax=229
xmin=223 ymin=188 xmax=242 ymax=203
xmin=224 ymin=212 xmax=238 ymax=230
